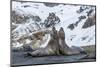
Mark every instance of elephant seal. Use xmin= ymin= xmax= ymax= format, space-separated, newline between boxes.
xmin=58 ymin=27 xmax=82 ymax=55
xmin=28 ymin=27 xmax=60 ymax=56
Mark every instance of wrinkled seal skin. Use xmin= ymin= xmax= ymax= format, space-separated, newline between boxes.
xmin=28 ymin=27 xmax=83 ymax=57
xmin=28 ymin=27 xmax=60 ymax=56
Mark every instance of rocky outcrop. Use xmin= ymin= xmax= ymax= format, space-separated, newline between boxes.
xmin=82 ymin=15 xmax=95 ymax=28
xmin=12 ymin=10 xmax=41 ymax=24
xmin=44 ymin=13 xmax=60 ymax=28
xmin=68 ymin=15 xmax=86 ymax=30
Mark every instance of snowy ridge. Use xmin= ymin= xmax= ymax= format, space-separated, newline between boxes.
xmin=12 ymin=1 xmax=96 ymax=47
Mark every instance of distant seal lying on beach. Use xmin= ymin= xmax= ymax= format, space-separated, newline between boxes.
xmin=28 ymin=27 xmax=85 ymax=56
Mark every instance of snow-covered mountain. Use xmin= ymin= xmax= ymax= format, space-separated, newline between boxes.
xmin=11 ymin=1 xmax=96 ymax=48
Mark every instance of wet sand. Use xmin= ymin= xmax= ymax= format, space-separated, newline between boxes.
xmin=11 ymin=50 xmax=95 ymax=66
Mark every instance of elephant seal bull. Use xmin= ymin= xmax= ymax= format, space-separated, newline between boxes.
xmin=58 ymin=27 xmax=83 ymax=55
xmin=28 ymin=27 xmax=60 ymax=56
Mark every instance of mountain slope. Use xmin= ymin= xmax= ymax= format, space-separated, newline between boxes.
xmin=11 ymin=1 xmax=96 ymax=47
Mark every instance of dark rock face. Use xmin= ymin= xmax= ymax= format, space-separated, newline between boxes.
xmin=87 ymin=9 xmax=94 ymax=16
xmin=44 ymin=13 xmax=60 ymax=28
xmin=68 ymin=24 xmax=75 ymax=30
xmin=68 ymin=14 xmax=95 ymax=30
xmin=76 ymin=6 xmax=96 ymax=29
xmin=32 ymin=16 xmax=41 ymax=22
xmin=11 ymin=10 xmax=41 ymax=24
xmin=76 ymin=6 xmax=89 ymax=13
xmin=78 ymin=16 xmax=86 ymax=21
xmin=68 ymin=15 xmax=86 ymax=30
xmin=43 ymin=3 xmax=60 ymax=7
xmin=82 ymin=15 xmax=95 ymax=28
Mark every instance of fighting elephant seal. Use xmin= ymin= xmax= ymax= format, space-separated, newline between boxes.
xmin=28 ymin=27 xmax=60 ymax=56
xmin=58 ymin=27 xmax=83 ymax=55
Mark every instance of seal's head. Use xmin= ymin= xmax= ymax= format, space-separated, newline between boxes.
xmin=58 ymin=27 xmax=65 ymax=40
